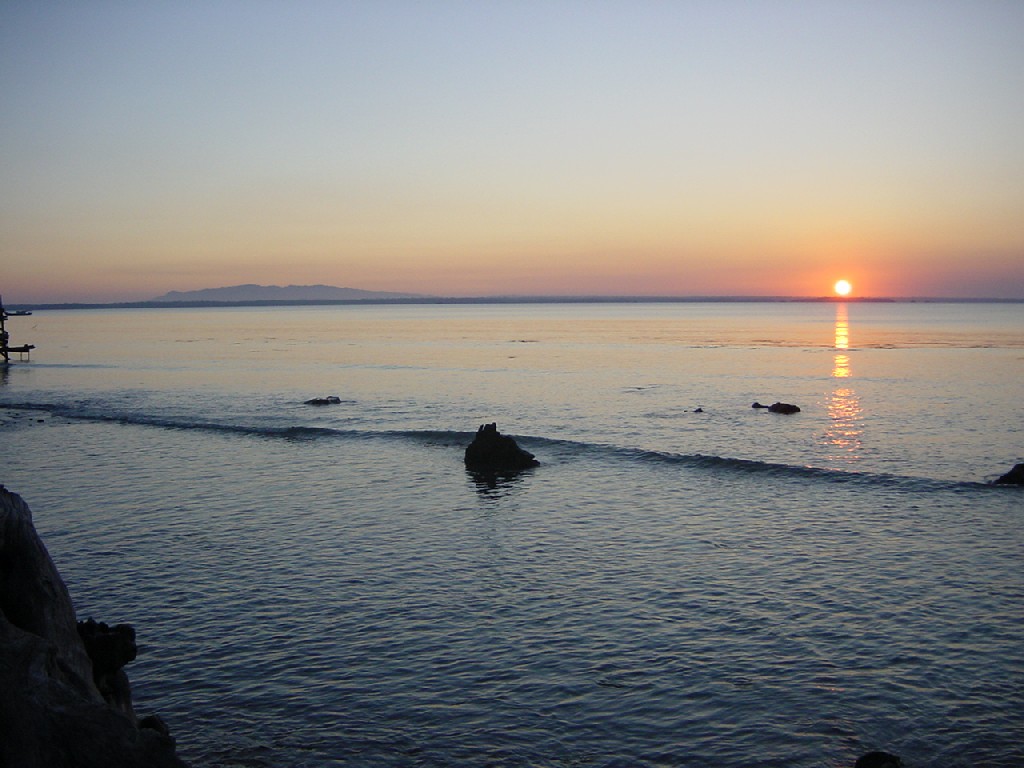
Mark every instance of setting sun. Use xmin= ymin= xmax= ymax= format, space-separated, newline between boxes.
xmin=834 ymin=279 xmax=852 ymax=297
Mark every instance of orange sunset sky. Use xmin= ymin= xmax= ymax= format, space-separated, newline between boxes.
xmin=2 ymin=1 xmax=1023 ymax=303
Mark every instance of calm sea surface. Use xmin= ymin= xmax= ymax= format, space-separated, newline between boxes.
xmin=1 ymin=301 xmax=1022 ymax=767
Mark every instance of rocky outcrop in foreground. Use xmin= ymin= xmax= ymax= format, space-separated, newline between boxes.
xmin=464 ymin=423 xmax=539 ymax=473
xmin=0 ymin=486 xmax=187 ymax=768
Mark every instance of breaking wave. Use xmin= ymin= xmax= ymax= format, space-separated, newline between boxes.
xmin=1 ymin=400 xmax=996 ymax=494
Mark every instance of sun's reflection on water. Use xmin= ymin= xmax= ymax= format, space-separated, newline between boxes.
xmin=832 ymin=353 xmax=850 ymax=379
xmin=834 ymin=303 xmax=849 ymax=351
xmin=824 ymin=303 xmax=863 ymax=462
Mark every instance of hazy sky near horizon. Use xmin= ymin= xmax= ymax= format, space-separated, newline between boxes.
xmin=2 ymin=1 xmax=1023 ymax=303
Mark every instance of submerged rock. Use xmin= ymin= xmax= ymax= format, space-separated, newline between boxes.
xmin=994 ymin=463 xmax=1024 ymax=485
xmin=464 ymin=423 xmax=539 ymax=472
xmin=752 ymin=401 xmax=801 ymax=414
xmin=304 ymin=395 xmax=341 ymax=406
xmin=0 ymin=486 xmax=187 ymax=768
xmin=855 ymin=751 xmax=902 ymax=768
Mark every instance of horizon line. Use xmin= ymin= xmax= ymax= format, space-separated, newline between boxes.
xmin=8 ymin=294 xmax=1024 ymax=311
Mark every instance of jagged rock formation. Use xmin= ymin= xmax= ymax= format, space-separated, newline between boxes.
xmin=0 ymin=486 xmax=187 ymax=767
xmin=464 ymin=423 xmax=539 ymax=473
xmin=78 ymin=618 xmax=139 ymax=720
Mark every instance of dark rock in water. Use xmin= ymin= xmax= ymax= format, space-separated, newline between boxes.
xmin=752 ymin=401 xmax=801 ymax=414
xmin=0 ymin=486 xmax=187 ymax=768
xmin=464 ymin=423 xmax=539 ymax=472
xmin=855 ymin=751 xmax=902 ymax=768
xmin=305 ymin=395 xmax=341 ymax=406
xmin=994 ymin=462 xmax=1024 ymax=485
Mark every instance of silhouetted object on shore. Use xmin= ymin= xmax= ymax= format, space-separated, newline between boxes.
xmin=855 ymin=751 xmax=902 ymax=768
xmin=994 ymin=463 xmax=1024 ymax=485
xmin=0 ymin=486 xmax=186 ymax=767
xmin=465 ymin=423 xmax=539 ymax=472
xmin=0 ymin=294 xmax=35 ymax=364
xmin=304 ymin=395 xmax=342 ymax=405
xmin=752 ymin=401 xmax=801 ymax=414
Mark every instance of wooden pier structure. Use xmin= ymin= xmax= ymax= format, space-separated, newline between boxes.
xmin=0 ymin=294 xmax=35 ymax=364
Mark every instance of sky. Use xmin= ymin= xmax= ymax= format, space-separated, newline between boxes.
xmin=2 ymin=0 xmax=1023 ymax=303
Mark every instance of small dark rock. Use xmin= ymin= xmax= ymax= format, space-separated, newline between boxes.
xmin=465 ymin=423 xmax=539 ymax=472
xmin=77 ymin=619 xmax=138 ymax=677
xmin=693 ymin=407 xmax=703 ymax=413
xmin=139 ymin=714 xmax=171 ymax=737
xmin=855 ymin=751 xmax=902 ymax=768
xmin=77 ymin=619 xmax=138 ymax=719
xmin=305 ymin=396 xmax=341 ymax=406
xmin=994 ymin=462 xmax=1024 ymax=485
xmin=753 ymin=401 xmax=800 ymax=414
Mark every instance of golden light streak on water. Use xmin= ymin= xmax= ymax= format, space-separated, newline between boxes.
xmin=825 ymin=302 xmax=862 ymax=461
xmin=834 ymin=302 xmax=849 ymax=351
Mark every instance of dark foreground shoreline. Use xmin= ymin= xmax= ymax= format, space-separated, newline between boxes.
xmin=0 ymin=487 xmax=188 ymax=768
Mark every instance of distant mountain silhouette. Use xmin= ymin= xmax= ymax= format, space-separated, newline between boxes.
xmin=151 ymin=284 xmax=424 ymax=302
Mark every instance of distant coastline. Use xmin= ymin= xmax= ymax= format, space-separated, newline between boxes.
xmin=8 ymin=295 xmax=1023 ymax=311
xmin=150 ymin=283 xmax=424 ymax=303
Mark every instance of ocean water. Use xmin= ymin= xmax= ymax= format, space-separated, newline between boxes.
xmin=0 ymin=301 xmax=1022 ymax=767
